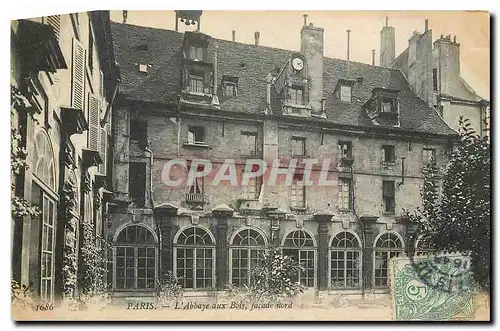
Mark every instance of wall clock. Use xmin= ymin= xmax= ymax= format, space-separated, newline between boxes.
xmin=292 ymin=57 xmax=304 ymax=71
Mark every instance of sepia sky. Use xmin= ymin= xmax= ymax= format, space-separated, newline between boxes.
xmin=109 ymin=10 xmax=490 ymax=100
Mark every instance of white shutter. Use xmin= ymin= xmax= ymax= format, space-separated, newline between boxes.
xmin=88 ymin=93 xmax=100 ymax=151
xmin=71 ymin=38 xmax=86 ymax=111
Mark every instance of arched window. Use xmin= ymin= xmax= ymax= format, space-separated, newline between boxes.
xmin=373 ymin=232 xmax=404 ymax=287
xmin=230 ymin=228 xmax=267 ymax=287
xmin=174 ymin=226 xmax=215 ymax=290
xmin=415 ymin=235 xmax=433 ymax=256
xmin=34 ymin=130 xmax=56 ymax=190
xmin=282 ymin=230 xmax=316 ymax=287
xmin=114 ymin=225 xmax=157 ymax=290
xmin=329 ymin=231 xmax=362 ymax=289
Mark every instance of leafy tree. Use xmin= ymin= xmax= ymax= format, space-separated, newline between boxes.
xmin=245 ymin=247 xmax=305 ymax=302
xmin=406 ymin=116 xmax=490 ymax=291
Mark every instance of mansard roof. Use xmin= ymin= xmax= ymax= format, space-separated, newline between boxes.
xmin=110 ymin=21 xmax=457 ymax=137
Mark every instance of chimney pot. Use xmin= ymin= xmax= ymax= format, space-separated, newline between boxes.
xmin=232 ymin=30 xmax=236 ymax=42
xmin=254 ymin=31 xmax=260 ymax=45
xmin=385 ymin=16 xmax=389 ymax=26
xmin=123 ymin=10 xmax=128 ymax=24
xmin=303 ymin=14 xmax=308 ymax=27
xmin=425 ymin=19 xmax=428 ymax=31
xmin=309 ymin=22 xmax=313 ymax=27
xmin=372 ymin=49 xmax=376 ymax=65
xmin=453 ymin=35 xmax=456 ymax=43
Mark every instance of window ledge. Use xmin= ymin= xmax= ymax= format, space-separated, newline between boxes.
xmin=337 ymin=208 xmax=352 ymax=214
xmin=382 ymin=211 xmax=395 ymax=216
xmin=183 ymin=142 xmax=210 ymax=149
xmin=290 ymin=206 xmax=307 ymax=212
xmin=183 ymin=90 xmax=212 ymax=98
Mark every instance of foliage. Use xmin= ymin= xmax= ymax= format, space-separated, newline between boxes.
xmin=11 ymin=85 xmax=41 ymax=222
xmin=79 ymin=221 xmax=110 ymax=299
xmin=230 ymin=247 xmax=305 ymax=303
xmin=156 ymin=271 xmax=184 ymax=304
xmin=11 ymin=279 xmax=37 ymax=310
xmin=405 ymin=116 xmax=490 ymax=291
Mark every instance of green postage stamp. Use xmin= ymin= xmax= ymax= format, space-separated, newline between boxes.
xmin=390 ymin=253 xmax=476 ymax=321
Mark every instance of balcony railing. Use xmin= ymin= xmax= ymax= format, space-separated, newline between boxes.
xmin=185 ymin=193 xmax=206 ymax=204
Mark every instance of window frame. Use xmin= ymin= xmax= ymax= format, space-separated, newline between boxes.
xmin=338 ymin=141 xmax=352 ymax=159
xmin=422 ymin=148 xmax=437 ymax=167
xmin=173 ymin=226 xmax=216 ymax=290
xmin=339 ymin=85 xmax=352 ymax=102
xmin=291 ymin=136 xmax=306 ymax=157
xmin=289 ymin=86 xmax=304 ymax=105
xmin=128 ymin=162 xmax=147 ymax=208
xmin=382 ymin=180 xmax=395 ymax=214
xmin=113 ymin=224 xmax=158 ymax=291
xmin=329 ymin=231 xmax=362 ymax=290
xmin=281 ymin=230 xmax=317 ymax=288
xmin=373 ymin=232 xmax=404 ymax=288
xmin=382 ymin=145 xmax=396 ymax=163
xmin=187 ymin=126 xmax=206 ymax=145
xmin=229 ymin=228 xmax=268 ymax=288
xmin=338 ymin=178 xmax=352 ymax=211
xmin=40 ymin=193 xmax=56 ymax=302
xmin=290 ymin=173 xmax=306 ymax=209
xmin=188 ymin=73 xmax=205 ymax=93
xmin=240 ymin=131 xmax=257 ymax=157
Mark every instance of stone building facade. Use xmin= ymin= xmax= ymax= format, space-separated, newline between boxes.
xmin=11 ymin=12 xmax=118 ymax=302
xmin=384 ymin=18 xmax=490 ymax=137
xmin=106 ymin=11 xmax=458 ymax=299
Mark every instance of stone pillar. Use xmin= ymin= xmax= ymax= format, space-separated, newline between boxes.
xmin=360 ymin=214 xmax=378 ymax=292
xmin=314 ymin=211 xmax=333 ymax=291
xmin=153 ymin=204 xmax=178 ymax=276
xmin=215 ymin=215 xmax=229 ymax=289
xmin=212 ymin=204 xmax=234 ymax=289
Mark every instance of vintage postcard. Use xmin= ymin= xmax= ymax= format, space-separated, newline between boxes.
xmin=10 ymin=10 xmax=490 ymax=321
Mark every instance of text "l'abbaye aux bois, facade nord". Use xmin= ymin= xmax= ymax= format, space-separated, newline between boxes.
xmin=11 ymin=10 xmax=489 ymax=304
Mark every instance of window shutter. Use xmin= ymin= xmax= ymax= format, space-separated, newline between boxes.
xmin=88 ymin=93 xmax=100 ymax=151
xmin=99 ymin=126 xmax=107 ymax=174
xmin=71 ymin=38 xmax=86 ymax=111
xmin=47 ymin=15 xmax=61 ymax=41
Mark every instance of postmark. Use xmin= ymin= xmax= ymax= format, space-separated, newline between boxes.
xmin=390 ymin=255 xmax=475 ymax=321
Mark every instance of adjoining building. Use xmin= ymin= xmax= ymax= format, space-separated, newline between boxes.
xmin=11 ymin=11 xmax=118 ymax=303
xmin=385 ymin=17 xmax=490 ymax=137
xmin=106 ymin=11 xmax=461 ymax=300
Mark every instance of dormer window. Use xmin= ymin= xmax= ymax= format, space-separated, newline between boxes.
xmin=335 ymin=79 xmax=356 ymax=103
xmin=289 ymin=86 xmax=304 ymax=105
xmin=222 ymin=75 xmax=239 ymax=98
xmin=340 ymin=85 xmax=352 ymax=102
xmin=189 ymin=46 xmax=204 ymax=61
xmin=188 ymin=71 xmax=204 ymax=93
xmin=381 ymin=98 xmax=397 ymax=113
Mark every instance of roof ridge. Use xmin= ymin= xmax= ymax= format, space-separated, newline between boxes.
xmin=111 ymin=20 xmax=401 ymax=73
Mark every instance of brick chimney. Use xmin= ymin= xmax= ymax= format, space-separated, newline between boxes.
xmin=301 ymin=21 xmax=324 ymax=114
xmin=380 ymin=16 xmax=395 ymax=67
xmin=434 ymin=34 xmax=461 ymax=96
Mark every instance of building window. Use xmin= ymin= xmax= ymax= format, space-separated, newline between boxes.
xmin=382 ymin=180 xmax=395 ymax=214
xmin=88 ymin=22 xmax=94 ymax=72
xmin=189 ymin=46 xmax=204 ymax=61
xmin=415 ymin=235 xmax=433 ymax=257
xmin=129 ymin=162 xmax=146 ymax=207
xmin=340 ymin=85 xmax=352 ymax=102
xmin=188 ymin=73 xmax=204 ymax=93
xmin=282 ymin=230 xmax=316 ymax=288
xmin=188 ymin=126 xmax=205 ymax=145
xmin=373 ymin=232 xmax=403 ymax=287
xmin=40 ymin=194 xmax=56 ymax=302
xmin=242 ymin=177 xmax=257 ymax=200
xmin=291 ymin=173 xmax=306 ymax=209
xmin=382 ymin=145 xmax=396 ymax=163
xmin=423 ymin=148 xmax=436 ymax=167
xmin=222 ymin=76 xmax=239 ymax=97
xmin=291 ymin=136 xmax=306 ymax=157
xmin=241 ymin=131 xmax=257 ymax=156
xmin=330 ymin=231 xmax=361 ymax=289
xmin=114 ymin=225 xmax=157 ymax=289
xmin=432 ymin=68 xmax=438 ymax=91
xmin=338 ymin=178 xmax=351 ymax=211
xmin=289 ymin=87 xmax=304 ymax=105
xmin=130 ymin=118 xmax=147 ymax=144
xmin=34 ymin=131 xmax=56 ymax=190
xmin=381 ymin=98 xmax=396 ymax=113
xmin=186 ymin=163 xmax=205 ymax=205
xmin=338 ymin=141 xmax=352 ymax=159
xmin=230 ymin=228 xmax=268 ymax=287
xmin=174 ymin=227 xmax=215 ymax=289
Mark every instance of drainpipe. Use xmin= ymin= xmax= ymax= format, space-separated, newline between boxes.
xmin=145 ymin=145 xmax=161 ymax=281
